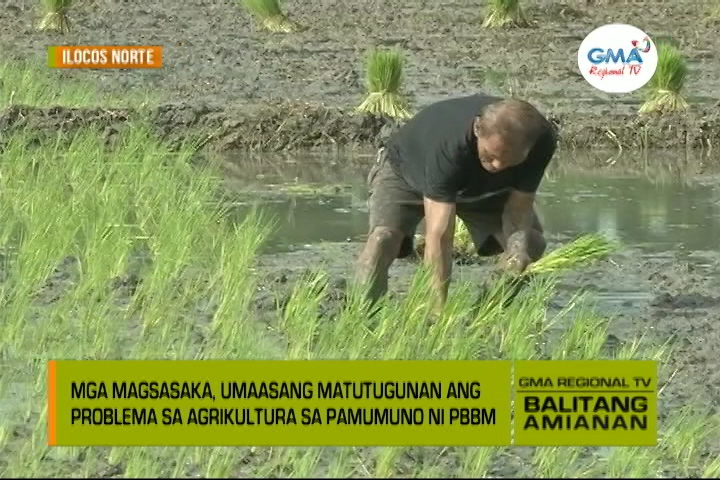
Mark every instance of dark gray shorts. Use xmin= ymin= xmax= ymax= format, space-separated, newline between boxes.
xmin=366 ymin=148 xmax=543 ymax=259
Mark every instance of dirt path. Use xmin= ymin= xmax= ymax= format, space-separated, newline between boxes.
xmin=3 ymin=0 xmax=720 ymax=153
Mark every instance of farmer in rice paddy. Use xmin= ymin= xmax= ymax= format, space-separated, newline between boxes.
xmin=355 ymin=94 xmax=557 ymax=309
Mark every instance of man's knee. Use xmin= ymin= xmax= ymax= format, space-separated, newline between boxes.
xmin=365 ymin=226 xmax=405 ymax=257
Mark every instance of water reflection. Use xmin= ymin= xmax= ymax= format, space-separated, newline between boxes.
xmin=220 ymin=149 xmax=720 ymax=254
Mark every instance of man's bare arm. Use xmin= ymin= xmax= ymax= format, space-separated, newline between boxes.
xmin=423 ymin=197 xmax=456 ymax=311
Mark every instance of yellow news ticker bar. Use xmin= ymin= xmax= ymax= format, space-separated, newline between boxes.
xmin=47 ymin=360 xmax=657 ymax=447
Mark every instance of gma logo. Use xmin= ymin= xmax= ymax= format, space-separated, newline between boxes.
xmin=587 ymin=47 xmax=644 ymax=65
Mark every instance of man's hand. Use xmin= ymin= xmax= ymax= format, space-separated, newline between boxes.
xmin=498 ymin=247 xmax=532 ymax=276
xmin=423 ymin=197 xmax=456 ymax=313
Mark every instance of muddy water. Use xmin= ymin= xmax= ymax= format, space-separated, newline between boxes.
xmin=223 ymin=149 xmax=720 ymax=258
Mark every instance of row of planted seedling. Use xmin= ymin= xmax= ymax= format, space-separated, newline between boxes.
xmin=35 ymin=0 xmax=691 ymax=118
xmin=361 ymin=43 xmax=689 ymax=118
xmin=36 ymin=0 xmax=534 ymax=34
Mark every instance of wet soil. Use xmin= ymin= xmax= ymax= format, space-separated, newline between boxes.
xmin=2 ymin=0 xmax=720 ymax=153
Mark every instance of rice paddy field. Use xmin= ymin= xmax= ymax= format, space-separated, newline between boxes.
xmin=2 ymin=0 xmax=720 ymax=477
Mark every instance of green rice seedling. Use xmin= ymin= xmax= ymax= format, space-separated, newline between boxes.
xmin=417 ymin=283 xmax=485 ymax=360
xmin=0 ymin=60 xmax=91 ymax=107
xmin=702 ymin=455 xmax=720 ymax=478
xmin=660 ymin=405 xmax=716 ymax=476
xmin=460 ymin=447 xmax=496 ymax=477
xmin=289 ymin=448 xmax=324 ymax=477
xmin=241 ymin=0 xmax=302 ymax=33
xmin=1 ymin=60 xmax=159 ymax=109
xmin=207 ymin=209 xmax=274 ymax=346
xmin=415 ymin=217 xmax=479 ymax=260
xmin=0 ymin=121 xmax=278 ymax=477
xmin=203 ymin=447 xmax=238 ymax=478
xmin=491 ymin=275 xmax=558 ymax=359
xmin=123 ymin=448 xmax=165 ymax=477
xmin=614 ymin=333 xmax=647 ymax=360
xmin=313 ymin=280 xmax=377 ymax=359
xmin=639 ymin=43 xmax=689 ymax=114
xmin=327 ymin=448 xmax=356 ymax=477
xmin=374 ymin=447 xmax=404 ymax=477
xmin=0 ymin=132 xmax=79 ymax=341
xmin=482 ymin=0 xmax=530 ymax=28
xmin=532 ymin=446 xmax=588 ymax=478
xmin=552 ymin=307 xmax=608 ymax=360
xmin=525 ymin=233 xmax=617 ymax=275
xmin=362 ymin=266 xmax=437 ymax=360
xmin=278 ymin=270 xmax=329 ymax=359
xmin=602 ymin=446 xmax=662 ymax=478
xmin=357 ymin=48 xmax=413 ymax=120
xmin=38 ymin=0 xmax=72 ymax=33
xmin=454 ymin=217 xmax=475 ymax=257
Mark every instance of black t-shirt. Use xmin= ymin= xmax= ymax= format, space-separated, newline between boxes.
xmin=384 ymin=94 xmax=556 ymax=206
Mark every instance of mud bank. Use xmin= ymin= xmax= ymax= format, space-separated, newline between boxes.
xmin=2 ymin=103 xmax=720 ymax=155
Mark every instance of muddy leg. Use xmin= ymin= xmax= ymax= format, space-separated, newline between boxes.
xmin=486 ymin=211 xmax=547 ymax=304
xmin=360 ymin=147 xmax=423 ymax=307
xmin=354 ymin=226 xmax=405 ymax=305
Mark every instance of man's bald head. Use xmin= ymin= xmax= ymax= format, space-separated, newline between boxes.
xmin=473 ymin=99 xmax=550 ymax=173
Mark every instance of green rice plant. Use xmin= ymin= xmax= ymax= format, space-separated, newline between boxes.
xmin=241 ymin=0 xmax=302 ymax=33
xmin=37 ymin=0 xmax=72 ymax=33
xmin=1 ymin=60 xmax=159 ymax=108
xmin=525 ymin=233 xmax=617 ymax=275
xmin=702 ymin=455 xmax=720 ymax=478
xmin=659 ymin=405 xmax=717 ymax=476
xmin=327 ymin=448 xmax=355 ymax=477
xmin=602 ymin=446 xmax=662 ymax=478
xmin=532 ymin=446 xmax=588 ymax=478
xmin=482 ymin=0 xmax=530 ymax=28
xmin=639 ymin=43 xmax=689 ymax=114
xmin=374 ymin=447 xmax=404 ymax=477
xmin=460 ymin=447 xmax=496 ymax=477
xmin=490 ymin=274 xmax=558 ymax=359
xmin=278 ymin=270 xmax=328 ymax=359
xmin=357 ymin=48 xmax=413 ymax=120
xmin=551 ymin=305 xmax=608 ymax=360
xmin=453 ymin=217 xmax=474 ymax=257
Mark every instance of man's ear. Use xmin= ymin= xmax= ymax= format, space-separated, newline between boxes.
xmin=473 ymin=116 xmax=482 ymax=138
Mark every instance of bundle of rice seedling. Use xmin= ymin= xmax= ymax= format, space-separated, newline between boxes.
xmin=482 ymin=0 xmax=530 ymax=28
xmin=525 ymin=233 xmax=617 ymax=275
xmin=413 ymin=217 xmax=475 ymax=260
xmin=453 ymin=218 xmax=475 ymax=258
xmin=357 ymin=48 xmax=413 ymax=120
xmin=241 ymin=0 xmax=302 ymax=33
xmin=639 ymin=42 xmax=688 ymax=114
xmin=38 ymin=0 xmax=72 ymax=33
